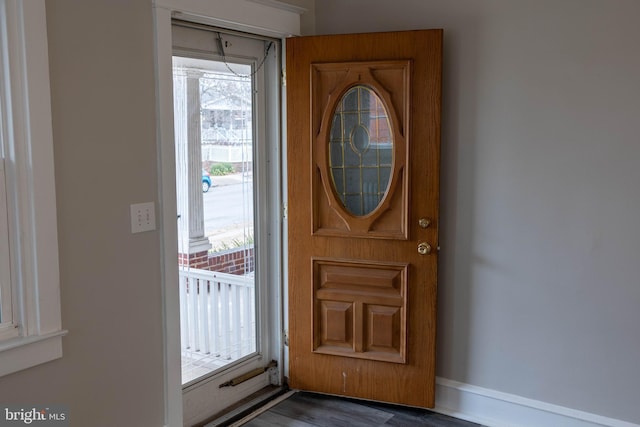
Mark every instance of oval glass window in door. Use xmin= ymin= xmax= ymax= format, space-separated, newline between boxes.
xmin=329 ymin=85 xmax=393 ymax=216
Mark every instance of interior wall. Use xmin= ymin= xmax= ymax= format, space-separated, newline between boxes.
xmin=0 ymin=0 xmax=637 ymax=425
xmin=0 ymin=1 xmax=165 ymax=426
xmin=279 ymin=0 xmax=315 ymax=35
xmin=315 ymin=0 xmax=640 ymax=424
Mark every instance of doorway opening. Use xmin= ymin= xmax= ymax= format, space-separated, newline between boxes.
xmin=171 ymin=21 xmax=283 ymax=424
xmin=173 ymin=57 xmax=257 ymax=385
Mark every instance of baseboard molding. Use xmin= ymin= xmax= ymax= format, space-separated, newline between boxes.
xmin=433 ymin=377 xmax=640 ymax=427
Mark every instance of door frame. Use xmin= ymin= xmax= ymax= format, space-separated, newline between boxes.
xmin=152 ymin=1 xmax=303 ymax=425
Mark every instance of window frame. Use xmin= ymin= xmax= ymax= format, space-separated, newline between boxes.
xmin=0 ymin=0 xmax=66 ymax=377
xmin=0 ymin=159 xmax=14 ymax=338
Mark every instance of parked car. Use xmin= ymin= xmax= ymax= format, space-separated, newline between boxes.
xmin=202 ymin=169 xmax=212 ymax=193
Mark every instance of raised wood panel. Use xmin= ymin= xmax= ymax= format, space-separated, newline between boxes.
xmin=319 ymin=301 xmax=353 ymax=348
xmin=313 ymin=259 xmax=407 ymax=363
xmin=366 ymin=305 xmax=401 ymax=355
xmin=311 ymin=61 xmax=410 ymax=239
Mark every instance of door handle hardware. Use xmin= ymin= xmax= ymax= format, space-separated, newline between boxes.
xmin=417 ymin=242 xmax=432 ymax=255
xmin=418 ymin=218 xmax=431 ymax=228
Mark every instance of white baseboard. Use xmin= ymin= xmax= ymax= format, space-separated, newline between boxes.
xmin=433 ymin=377 xmax=640 ymax=427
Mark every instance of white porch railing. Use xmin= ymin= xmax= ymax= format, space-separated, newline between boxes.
xmin=179 ymin=268 xmax=255 ymax=363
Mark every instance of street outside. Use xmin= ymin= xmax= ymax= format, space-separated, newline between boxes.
xmin=203 ymin=172 xmax=254 ymax=251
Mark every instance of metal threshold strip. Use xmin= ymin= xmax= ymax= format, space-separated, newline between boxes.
xmin=200 ymin=386 xmax=289 ymax=427
xmin=227 ymin=390 xmax=296 ymax=427
xmin=219 ymin=360 xmax=278 ymax=388
xmin=196 ymin=360 xmax=284 ymax=427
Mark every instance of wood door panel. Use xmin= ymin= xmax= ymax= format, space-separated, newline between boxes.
xmin=311 ymin=62 xmax=410 ymax=138
xmin=366 ymin=305 xmax=402 ymax=353
xmin=318 ymin=300 xmax=353 ymax=348
xmin=288 ymin=30 xmax=442 ymax=408
xmin=311 ymin=61 xmax=410 ymax=239
xmin=313 ymin=259 xmax=407 ymax=363
xmin=313 ymin=165 xmax=408 ymax=237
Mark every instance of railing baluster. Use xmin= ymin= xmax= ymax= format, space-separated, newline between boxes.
xmin=210 ymin=281 xmax=220 ymax=356
xmin=200 ymin=279 xmax=210 ymax=354
xmin=179 ymin=268 xmax=254 ymax=364
xmin=232 ymin=284 xmax=241 ymax=359
xmin=179 ymin=274 xmax=189 ymax=351
xmin=190 ymin=275 xmax=199 ymax=351
xmin=242 ymin=284 xmax=251 ymax=354
xmin=250 ymin=285 xmax=256 ymax=352
xmin=220 ymin=279 xmax=231 ymax=359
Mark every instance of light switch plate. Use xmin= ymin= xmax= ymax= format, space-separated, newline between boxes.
xmin=130 ymin=202 xmax=156 ymax=233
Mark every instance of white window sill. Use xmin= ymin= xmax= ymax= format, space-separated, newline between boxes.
xmin=0 ymin=330 xmax=68 ymax=377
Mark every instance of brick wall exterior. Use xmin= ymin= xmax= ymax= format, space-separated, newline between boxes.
xmin=178 ymin=250 xmax=210 ymax=270
xmin=178 ymin=246 xmax=254 ymax=275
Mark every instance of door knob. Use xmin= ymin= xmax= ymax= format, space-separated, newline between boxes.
xmin=417 ymin=242 xmax=432 ymax=255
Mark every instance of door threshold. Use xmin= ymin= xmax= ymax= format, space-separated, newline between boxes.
xmin=227 ymin=390 xmax=296 ymax=426
xmin=197 ymin=386 xmax=289 ymax=427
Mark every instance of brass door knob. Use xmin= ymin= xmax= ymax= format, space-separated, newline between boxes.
xmin=417 ymin=242 xmax=432 ymax=255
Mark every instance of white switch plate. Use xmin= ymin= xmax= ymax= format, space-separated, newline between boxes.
xmin=130 ymin=202 xmax=156 ymax=233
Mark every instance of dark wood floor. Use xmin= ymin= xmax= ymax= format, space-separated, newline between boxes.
xmin=241 ymin=391 xmax=482 ymax=427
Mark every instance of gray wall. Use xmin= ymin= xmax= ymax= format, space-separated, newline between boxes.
xmin=0 ymin=1 xmax=165 ymax=426
xmin=279 ymin=0 xmax=315 ymax=35
xmin=316 ymin=0 xmax=640 ymax=423
xmin=1 ymin=0 xmax=638 ymax=425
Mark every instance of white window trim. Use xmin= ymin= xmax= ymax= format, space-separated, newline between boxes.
xmin=0 ymin=0 xmax=66 ymax=377
xmin=0 ymin=159 xmax=13 ymax=338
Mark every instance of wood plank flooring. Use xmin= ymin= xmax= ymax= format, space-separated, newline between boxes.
xmin=240 ymin=391 xmax=482 ymax=427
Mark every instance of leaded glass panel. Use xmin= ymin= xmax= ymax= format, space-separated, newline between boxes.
xmin=328 ymin=85 xmax=393 ymax=216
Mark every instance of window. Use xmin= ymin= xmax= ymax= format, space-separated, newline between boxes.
xmin=0 ymin=0 xmax=66 ymax=377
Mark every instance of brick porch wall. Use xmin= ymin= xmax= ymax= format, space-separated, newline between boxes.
xmin=178 ymin=246 xmax=254 ymax=275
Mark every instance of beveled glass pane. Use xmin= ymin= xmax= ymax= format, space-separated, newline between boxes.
xmin=342 ymin=113 xmax=358 ymax=140
xmin=331 ymin=167 xmax=345 ymax=199
xmin=343 ymin=89 xmax=359 ymax=111
xmin=330 ymin=142 xmax=344 ymax=168
xmin=379 ymin=147 xmax=393 ymax=166
xmin=362 ymin=148 xmax=378 ymax=167
xmin=345 ymin=194 xmax=363 ymax=216
xmin=379 ymin=167 xmax=392 ymax=192
xmin=344 ymin=168 xmax=362 ymax=195
xmin=344 ymin=145 xmax=360 ymax=167
xmin=362 ymin=167 xmax=380 ymax=193
xmin=328 ymin=85 xmax=393 ymax=216
xmin=330 ymin=114 xmax=342 ymax=141
xmin=352 ymin=125 xmax=370 ymax=153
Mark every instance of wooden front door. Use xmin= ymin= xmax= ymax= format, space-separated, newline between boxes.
xmin=287 ymin=30 xmax=442 ymax=407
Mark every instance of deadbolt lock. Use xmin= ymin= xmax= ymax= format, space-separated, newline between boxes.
xmin=417 ymin=242 xmax=432 ymax=255
xmin=418 ymin=218 xmax=431 ymax=228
